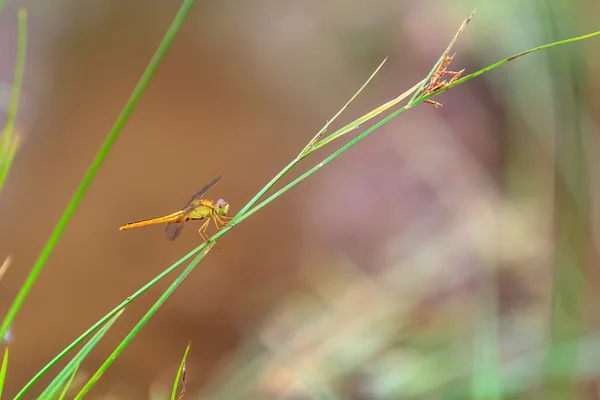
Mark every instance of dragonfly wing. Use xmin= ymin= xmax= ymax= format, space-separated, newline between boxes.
xmin=165 ymin=221 xmax=185 ymax=241
xmin=181 ymin=174 xmax=224 ymax=215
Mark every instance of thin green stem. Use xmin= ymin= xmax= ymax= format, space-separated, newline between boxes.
xmin=0 ymin=0 xmax=196 ymax=342
xmin=171 ymin=341 xmax=191 ymax=400
xmin=13 ymin=241 xmax=205 ymax=399
xmin=73 ymin=246 xmax=213 ymax=399
xmin=39 ymin=310 xmax=124 ymax=400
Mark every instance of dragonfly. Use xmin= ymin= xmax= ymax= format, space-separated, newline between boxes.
xmin=119 ymin=174 xmax=232 ymax=242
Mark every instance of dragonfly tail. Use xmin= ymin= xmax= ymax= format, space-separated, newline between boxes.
xmin=119 ymin=211 xmax=184 ymax=231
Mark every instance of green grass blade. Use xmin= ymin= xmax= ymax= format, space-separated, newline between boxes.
xmin=0 ymin=0 xmax=196 ymax=343
xmin=229 ymin=58 xmax=388 ymax=224
xmin=299 ymin=57 xmax=387 ymax=156
xmin=13 ymin=242 xmax=208 ymax=400
xmin=307 ymin=79 xmax=424 ymax=154
xmin=0 ymin=348 xmax=8 ymax=398
xmin=0 ymin=8 xmax=27 ymax=192
xmin=73 ymin=246 xmax=213 ymax=400
xmin=38 ymin=309 xmax=124 ymax=400
xmin=57 ymin=365 xmax=79 ymax=400
xmin=171 ymin=341 xmax=191 ymax=400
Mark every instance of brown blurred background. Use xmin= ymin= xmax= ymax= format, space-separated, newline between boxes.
xmin=0 ymin=0 xmax=599 ymax=398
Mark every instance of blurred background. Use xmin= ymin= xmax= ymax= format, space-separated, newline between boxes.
xmin=0 ymin=0 xmax=599 ymax=398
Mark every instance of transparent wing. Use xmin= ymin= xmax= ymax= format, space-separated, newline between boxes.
xmin=181 ymin=174 xmax=224 ymax=215
xmin=165 ymin=221 xmax=185 ymax=241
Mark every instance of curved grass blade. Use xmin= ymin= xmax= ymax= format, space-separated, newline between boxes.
xmin=72 ymin=245 xmax=213 ymax=400
xmin=226 ymin=57 xmax=389 ymax=229
xmin=0 ymin=8 xmax=27 ymax=192
xmin=306 ymin=79 xmax=424 ymax=155
xmin=39 ymin=309 xmax=124 ymax=400
xmin=171 ymin=341 xmax=191 ymax=400
xmin=0 ymin=348 xmax=8 ymax=398
xmin=57 ymin=365 xmax=79 ymax=400
xmin=299 ymin=57 xmax=387 ymax=156
xmin=0 ymin=0 xmax=196 ymax=346
xmin=13 ymin=242 xmax=208 ymax=400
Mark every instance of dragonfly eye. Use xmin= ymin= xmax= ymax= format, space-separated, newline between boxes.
xmin=215 ymin=199 xmax=229 ymax=214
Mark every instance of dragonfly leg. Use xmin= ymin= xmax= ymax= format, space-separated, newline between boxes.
xmin=198 ymin=219 xmax=210 ymax=243
xmin=214 ymin=214 xmax=229 ymax=229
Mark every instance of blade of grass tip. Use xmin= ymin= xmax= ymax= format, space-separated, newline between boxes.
xmin=57 ymin=365 xmax=79 ymax=400
xmin=13 ymin=241 xmax=208 ymax=400
xmin=0 ymin=348 xmax=8 ymax=398
xmin=308 ymin=78 xmax=425 ymax=154
xmin=0 ymin=0 xmax=196 ymax=342
xmin=230 ymin=63 xmax=385 ymax=223
xmin=0 ymin=7 xmax=27 ymax=190
xmin=299 ymin=57 xmax=388 ymax=156
xmin=417 ymin=30 xmax=600 ymax=105
xmin=39 ymin=309 xmax=124 ymax=400
xmin=232 ymin=59 xmax=388 ymax=222
xmin=407 ymin=8 xmax=476 ymax=106
xmin=172 ymin=341 xmax=191 ymax=400
xmin=73 ymin=245 xmax=213 ymax=400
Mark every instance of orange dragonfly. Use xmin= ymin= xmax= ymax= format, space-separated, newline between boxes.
xmin=119 ymin=174 xmax=232 ymax=242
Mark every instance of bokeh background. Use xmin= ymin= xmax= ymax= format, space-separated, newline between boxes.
xmin=1 ymin=0 xmax=600 ymax=398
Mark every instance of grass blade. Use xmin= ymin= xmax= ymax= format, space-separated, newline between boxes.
xmin=13 ymin=242 xmax=209 ymax=399
xmin=57 ymin=365 xmax=79 ymax=400
xmin=0 ymin=0 xmax=196 ymax=344
xmin=0 ymin=348 xmax=8 ymax=398
xmin=38 ymin=309 xmax=124 ymax=400
xmin=307 ymin=79 xmax=424 ymax=154
xmin=0 ymin=7 xmax=27 ymax=192
xmin=299 ymin=57 xmax=387 ymax=156
xmin=73 ymin=245 xmax=213 ymax=400
xmin=171 ymin=341 xmax=191 ymax=400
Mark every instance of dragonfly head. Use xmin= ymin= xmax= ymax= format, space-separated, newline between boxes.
xmin=215 ymin=199 xmax=230 ymax=216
